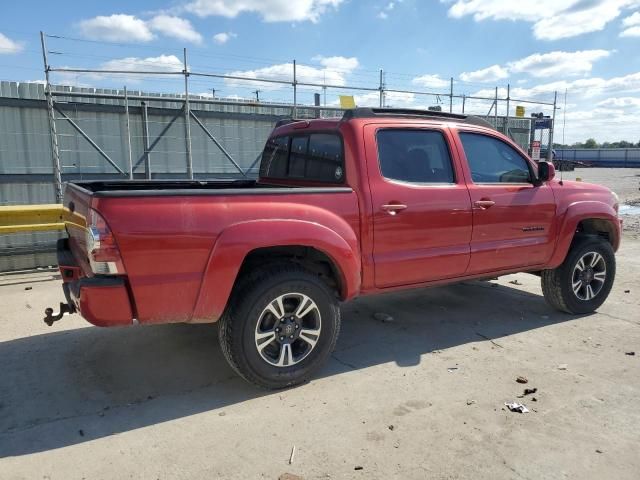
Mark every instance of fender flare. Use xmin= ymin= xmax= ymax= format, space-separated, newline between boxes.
xmin=548 ymin=201 xmax=620 ymax=268
xmin=190 ymin=219 xmax=361 ymax=323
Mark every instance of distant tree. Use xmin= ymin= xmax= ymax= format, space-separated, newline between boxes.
xmin=583 ymin=138 xmax=598 ymax=149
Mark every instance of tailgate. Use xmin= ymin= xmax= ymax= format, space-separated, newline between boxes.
xmin=63 ymin=183 xmax=94 ymax=276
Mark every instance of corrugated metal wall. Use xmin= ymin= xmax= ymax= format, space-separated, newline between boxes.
xmin=0 ymin=81 xmax=342 ymax=271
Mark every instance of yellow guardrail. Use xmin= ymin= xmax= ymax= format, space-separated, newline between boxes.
xmin=0 ymin=204 xmax=86 ymax=234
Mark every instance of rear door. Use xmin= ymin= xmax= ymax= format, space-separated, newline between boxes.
xmin=455 ymin=130 xmax=557 ymax=273
xmin=364 ymin=124 xmax=473 ymax=288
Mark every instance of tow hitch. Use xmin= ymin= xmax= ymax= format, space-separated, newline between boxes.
xmin=44 ymin=302 xmax=75 ymax=326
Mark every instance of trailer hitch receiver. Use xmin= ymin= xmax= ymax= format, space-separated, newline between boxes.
xmin=44 ymin=302 xmax=75 ymax=326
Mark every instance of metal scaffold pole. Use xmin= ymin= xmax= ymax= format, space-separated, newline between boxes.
xmin=379 ymin=69 xmax=384 ymax=108
xmin=183 ymin=48 xmax=193 ymax=179
xmin=449 ymin=77 xmax=453 ymax=113
xmin=124 ymin=86 xmax=133 ymax=180
xmin=141 ymin=101 xmax=152 ymax=179
xmin=40 ymin=31 xmax=63 ymax=202
xmin=293 ymin=60 xmax=297 ymax=118
xmin=548 ymin=91 xmax=558 ymax=162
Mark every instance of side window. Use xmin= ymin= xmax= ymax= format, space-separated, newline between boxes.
xmin=260 ymin=133 xmax=344 ymax=183
xmin=259 ymin=136 xmax=289 ymax=178
xmin=376 ymin=129 xmax=455 ymax=184
xmin=307 ymin=134 xmax=344 ymax=182
xmin=289 ymin=136 xmax=309 ymax=178
xmin=459 ymin=133 xmax=531 ymax=183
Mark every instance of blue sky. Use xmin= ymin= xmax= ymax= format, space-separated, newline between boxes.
xmin=1 ymin=0 xmax=640 ymax=143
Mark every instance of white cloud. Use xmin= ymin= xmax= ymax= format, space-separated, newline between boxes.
xmin=88 ymin=55 xmax=184 ymax=83
xmin=213 ymin=32 xmax=237 ymax=44
xmin=78 ymin=14 xmax=155 ymax=42
xmin=313 ymin=55 xmax=359 ymax=72
xmin=444 ymin=0 xmax=640 ymax=40
xmin=621 ymin=25 xmax=640 ymax=35
xmin=184 ymin=0 xmax=344 ymax=22
xmin=411 ymin=74 xmax=449 ymax=89
xmin=596 ymin=96 xmax=640 ymax=108
xmin=101 ymin=54 xmax=183 ymax=72
xmin=622 ymin=10 xmax=640 ymax=25
xmin=460 ymin=64 xmax=508 ymax=83
xmin=0 ymin=33 xmax=23 ymax=54
xmin=508 ymin=50 xmax=611 ymax=78
xmin=225 ymin=56 xmax=358 ymax=90
xmin=621 ymin=12 xmax=640 ymax=35
xmin=148 ymin=15 xmax=203 ymax=44
xmin=377 ymin=1 xmax=396 ymax=19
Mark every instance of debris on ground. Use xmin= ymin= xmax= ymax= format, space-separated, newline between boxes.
xmin=373 ymin=312 xmax=394 ymax=323
xmin=541 ymin=315 xmax=550 ymax=320
xmin=279 ymin=474 xmax=304 ymax=480
xmin=625 ymin=351 xmax=636 ymax=356
xmin=24 ymin=286 xmax=32 ymax=290
xmin=517 ymin=387 xmax=538 ymax=398
xmin=624 ymin=290 xmax=630 ymax=293
xmin=596 ymin=449 xmax=603 ymax=454
xmin=532 ymin=397 xmax=538 ymax=402
xmin=447 ymin=367 xmax=458 ymax=372
xmin=509 ymin=280 xmax=523 ymax=285
xmin=354 ymin=466 xmax=364 ymax=471
xmin=388 ymin=425 xmax=395 ymax=431
xmin=516 ymin=376 xmax=528 ymax=384
xmin=289 ymin=446 xmax=296 ymax=465
xmin=504 ymin=402 xmax=529 ymax=413
xmin=78 ymin=429 xmax=85 ymax=436
xmin=557 ymin=364 xmax=568 ymax=370
xmin=476 ymin=332 xmax=504 ymax=348
xmin=466 ymin=399 xmax=476 ymax=405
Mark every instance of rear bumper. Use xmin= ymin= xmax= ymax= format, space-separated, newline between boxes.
xmin=57 ymin=239 xmax=134 ymax=327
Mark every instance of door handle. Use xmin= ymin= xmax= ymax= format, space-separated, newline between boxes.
xmin=381 ymin=203 xmax=408 ymax=215
xmin=474 ymin=200 xmax=496 ymax=209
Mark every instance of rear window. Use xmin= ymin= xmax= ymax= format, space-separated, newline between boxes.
xmin=260 ymin=133 xmax=344 ymax=183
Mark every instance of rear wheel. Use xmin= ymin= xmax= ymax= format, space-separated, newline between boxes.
xmin=218 ymin=264 xmax=340 ymax=389
xmin=541 ymin=236 xmax=615 ymax=314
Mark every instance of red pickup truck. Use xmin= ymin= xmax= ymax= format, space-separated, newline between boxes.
xmin=49 ymin=108 xmax=621 ymax=388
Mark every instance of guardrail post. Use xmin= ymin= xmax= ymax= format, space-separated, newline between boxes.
xmin=40 ymin=31 xmax=63 ymax=202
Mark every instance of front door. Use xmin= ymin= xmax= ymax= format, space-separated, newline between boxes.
xmin=455 ymin=130 xmax=557 ymax=274
xmin=365 ymin=125 xmax=473 ymax=288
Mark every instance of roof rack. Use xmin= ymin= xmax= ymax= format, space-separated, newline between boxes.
xmin=341 ymin=108 xmax=494 ymax=129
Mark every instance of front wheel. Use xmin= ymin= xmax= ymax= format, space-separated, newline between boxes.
xmin=218 ymin=264 xmax=340 ymax=389
xmin=541 ymin=236 xmax=616 ymax=314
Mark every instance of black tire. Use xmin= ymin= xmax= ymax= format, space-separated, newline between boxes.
xmin=541 ymin=236 xmax=615 ymax=314
xmin=218 ymin=264 xmax=340 ymax=389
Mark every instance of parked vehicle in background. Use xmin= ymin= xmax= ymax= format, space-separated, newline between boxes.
xmin=49 ymin=108 xmax=622 ymax=388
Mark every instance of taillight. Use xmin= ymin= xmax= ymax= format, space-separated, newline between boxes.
xmin=86 ymin=209 xmax=126 ymax=275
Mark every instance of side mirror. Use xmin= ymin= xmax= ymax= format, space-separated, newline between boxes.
xmin=537 ymin=161 xmax=555 ymax=183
